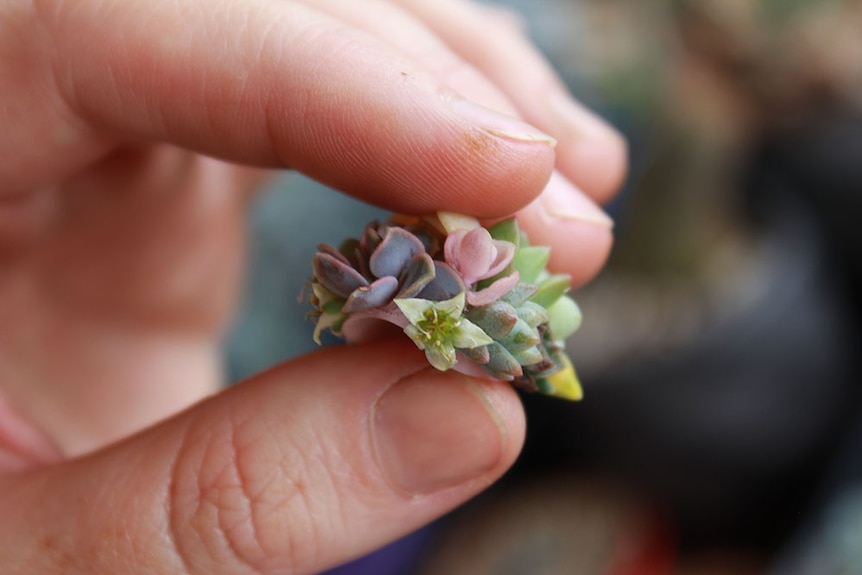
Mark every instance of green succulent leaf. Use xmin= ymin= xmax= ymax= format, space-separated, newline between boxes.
xmin=531 ymin=274 xmax=571 ymax=308
xmin=498 ymin=318 xmax=540 ymax=352
xmin=466 ymin=301 xmax=519 ymax=338
xmin=501 ymin=283 xmax=539 ymax=307
xmin=547 ymin=295 xmax=583 ymax=341
xmin=512 ymin=346 xmax=544 ymax=366
xmin=485 ymin=342 xmax=524 ymax=378
xmin=512 ymin=246 xmax=551 ymax=284
xmin=487 ymin=217 xmax=520 ymax=246
xmin=460 ymin=345 xmax=491 ymax=365
xmin=515 ymin=301 xmax=550 ymax=329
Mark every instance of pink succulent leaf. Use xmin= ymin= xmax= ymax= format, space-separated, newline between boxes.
xmin=342 ymin=276 xmax=400 ymax=313
xmin=483 ymin=240 xmax=516 ymax=280
xmin=416 ymin=261 xmax=465 ymax=301
xmin=313 ymin=253 xmax=369 ymax=298
xmin=443 ymin=229 xmax=466 ymax=269
xmin=444 ymin=228 xmax=498 ymax=284
xmin=369 ymin=227 xmax=424 ymax=279
xmin=396 ymin=253 xmax=436 ymax=298
xmin=466 ymin=271 xmax=520 ymax=306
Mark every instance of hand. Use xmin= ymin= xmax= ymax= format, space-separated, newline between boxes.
xmin=0 ymin=0 xmax=625 ymax=573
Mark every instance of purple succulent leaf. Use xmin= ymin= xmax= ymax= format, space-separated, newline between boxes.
xmin=313 ymin=253 xmax=369 ymax=298
xmin=354 ymin=245 xmax=372 ymax=279
xmin=338 ymin=238 xmax=364 ymax=271
xmin=360 ymin=223 xmax=383 ymax=255
xmin=416 ymin=261 xmax=466 ymax=301
xmin=316 ymin=244 xmax=351 ymax=266
xmin=397 ymin=253 xmax=436 ymax=298
xmin=369 ymin=227 xmax=425 ymax=279
xmin=342 ymin=275 xmax=400 ymax=313
xmin=467 ymin=271 xmax=520 ymax=306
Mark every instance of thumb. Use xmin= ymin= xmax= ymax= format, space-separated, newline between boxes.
xmin=1 ymin=340 xmax=524 ymax=574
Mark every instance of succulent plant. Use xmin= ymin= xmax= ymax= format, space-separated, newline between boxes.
xmin=307 ymin=212 xmax=584 ymax=400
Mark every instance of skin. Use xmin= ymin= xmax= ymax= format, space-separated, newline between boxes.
xmin=0 ymin=0 xmax=626 ymax=573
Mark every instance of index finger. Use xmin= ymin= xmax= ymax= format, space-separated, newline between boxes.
xmin=33 ymin=0 xmax=556 ymax=216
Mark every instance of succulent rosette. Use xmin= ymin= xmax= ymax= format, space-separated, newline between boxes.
xmin=307 ymin=212 xmax=584 ymax=400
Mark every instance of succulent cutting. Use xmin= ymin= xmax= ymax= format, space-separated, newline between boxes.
xmin=307 ymin=212 xmax=584 ymax=400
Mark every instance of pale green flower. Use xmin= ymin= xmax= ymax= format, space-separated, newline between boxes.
xmin=394 ymin=293 xmax=493 ymax=371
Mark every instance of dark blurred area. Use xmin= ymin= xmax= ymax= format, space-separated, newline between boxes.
xmin=227 ymin=1 xmax=862 ymax=573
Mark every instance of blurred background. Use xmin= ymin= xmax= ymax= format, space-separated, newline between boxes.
xmin=225 ymin=1 xmax=862 ymax=573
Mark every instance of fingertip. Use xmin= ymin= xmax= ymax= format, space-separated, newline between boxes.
xmin=547 ymin=222 xmax=613 ymax=288
xmin=558 ymin=128 xmax=629 ymax=205
xmin=517 ymin=173 xmax=615 ymax=287
xmin=543 ymin=93 xmax=628 ymax=204
xmin=372 ymin=368 xmax=524 ymax=496
xmin=472 ymin=378 xmax=526 ymax=473
xmin=341 ymin=93 xmax=557 ymax=218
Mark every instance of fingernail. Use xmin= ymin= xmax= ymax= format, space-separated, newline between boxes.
xmin=447 ymin=95 xmax=557 ymax=146
xmin=372 ymin=369 xmax=505 ymax=495
xmin=539 ymin=172 xmax=614 ymax=228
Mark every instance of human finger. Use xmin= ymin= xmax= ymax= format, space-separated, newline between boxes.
xmin=516 ymin=172 xmax=613 ymax=287
xmin=24 ymin=0 xmax=555 ymax=217
xmin=0 ymin=340 xmax=524 ymax=574
xmin=393 ymin=0 xmax=628 ymax=203
xmin=296 ymin=0 xmax=615 ymax=279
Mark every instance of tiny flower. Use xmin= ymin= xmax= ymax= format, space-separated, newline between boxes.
xmin=394 ymin=293 xmax=493 ymax=371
